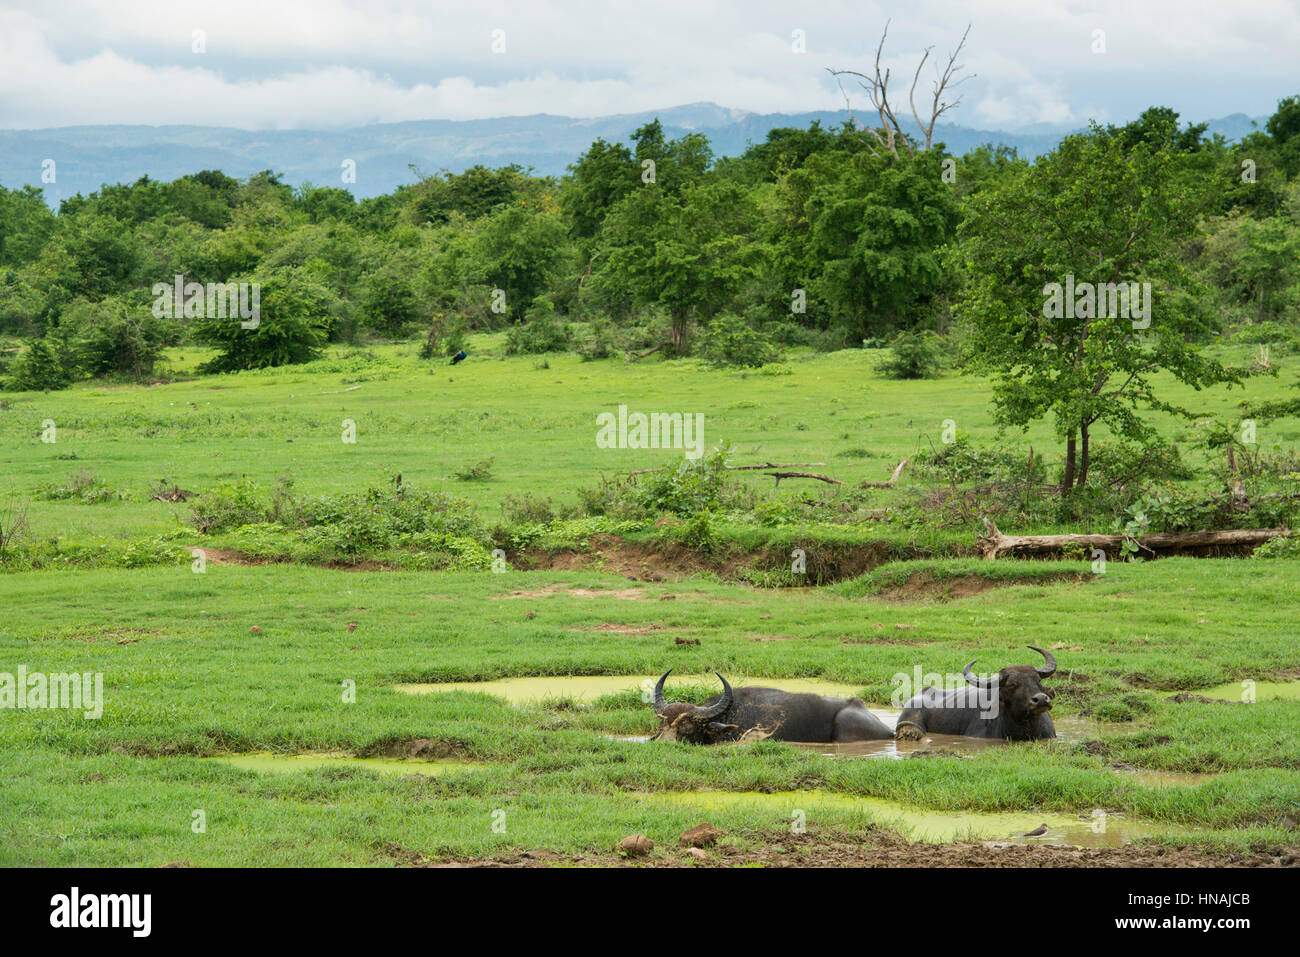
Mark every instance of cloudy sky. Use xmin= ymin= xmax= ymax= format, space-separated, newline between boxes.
xmin=1 ymin=0 xmax=1295 ymax=131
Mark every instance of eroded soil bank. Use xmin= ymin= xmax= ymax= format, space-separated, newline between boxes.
xmin=411 ymin=829 xmax=1298 ymax=868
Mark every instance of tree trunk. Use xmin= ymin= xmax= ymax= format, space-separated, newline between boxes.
xmin=670 ymin=311 xmax=688 ymax=355
xmin=1062 ymin=433 xmax=1077 ymax=493
xmin=1077 ymin=421 xmax=1091 ymax=488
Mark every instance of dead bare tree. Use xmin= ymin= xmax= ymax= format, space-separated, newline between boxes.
xmin=828 ymin=21 xmax=974 ymax=157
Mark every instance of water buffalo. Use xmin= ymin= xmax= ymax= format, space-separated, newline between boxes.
xmin=650 ymin=670 xmax=894 ymax=744
xmin=894 ymin=646 xmax=1057 ymax=741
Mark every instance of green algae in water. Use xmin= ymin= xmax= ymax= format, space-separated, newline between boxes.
xmin=642 ymin=789 xmax=1169 ymax=848
xmin=1192 ymin=679 xmax=1300 ymax=702
xmin=393 ymin=674 xmax=865 ymax=704
xmin=211 ymin=752 xmax=480 ymax=776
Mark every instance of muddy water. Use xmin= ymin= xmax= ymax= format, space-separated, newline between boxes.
xmin=614 ymin=712 xmax=1106 ymax=759
xmin=643 ymin=790 xmax=1163 ymax=847
xmin=210 ymin=752 xmax=480 ymax=776
xmin=1113 ymin=767 xmax=1219 ymax=788
xmin=1191 ymin=679 xmax=1300 ymax=702
xmin=394 ymin=674 xmax=865 ymax=703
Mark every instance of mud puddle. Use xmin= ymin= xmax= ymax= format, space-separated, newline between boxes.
xmin=394 ymin=674 xmax=865 ymax=703
xmin=641 ymin=790 xmax=1165 ymax=847
xmin=614 ymin=713 xmax=1105 ymax=758
xmin=1113 ymin=766 xmax=1219 ymax=788
xmin=209 ymin=752 xmax=480 ymax=776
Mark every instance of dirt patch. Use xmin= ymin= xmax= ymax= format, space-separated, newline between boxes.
xmin=41 ymin=627 xmax=164 ymax=644
xmin=496 ymin=584 xmax=649 ymax=600
xmin=359 ymin=737 xmax=470 ymax=760
xmin=511 ymin=536 xmax=919 ymax=584
xmin=579 ymin=624 xmax=667 ymax=635
xmin=871 ymin=571 xmax=1087 ymax=602
xmin=407 ymin=828 xmax=1295 ymax=868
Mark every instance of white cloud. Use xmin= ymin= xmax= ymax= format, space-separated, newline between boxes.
xmin=1 ymin=0 xmax=1296 ymax=130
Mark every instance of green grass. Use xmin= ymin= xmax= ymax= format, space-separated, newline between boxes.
xmin=2 ymin=337 xmax=1296 ymax=550
xmin=2 ymin=337 xmax=1298 ymax=865
xmin=2 ymin=558 xmax=1298 ymax=864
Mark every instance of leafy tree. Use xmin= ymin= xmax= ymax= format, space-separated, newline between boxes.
xmin=62 ymin=297 xmax=168 ymax=380
xmin=594 ymin=181 xmax=762 ymax=353
xmin=795 ymin=149 xmax=959 ymax=337
xmin=957 ymin=123 xmax=1243 ymax=492
xmin=191 ymin=268 xmax=331 ymax=371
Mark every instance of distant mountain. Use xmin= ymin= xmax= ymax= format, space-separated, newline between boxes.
xmin=0 ymin=102 xmax=1268 ymax=208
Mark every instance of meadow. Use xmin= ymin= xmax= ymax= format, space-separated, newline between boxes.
xmin=2 ymin=338 xmax=1298 ymax=866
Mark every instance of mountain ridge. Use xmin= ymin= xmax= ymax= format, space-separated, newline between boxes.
xmin=0 ymin=102 xmax=1267 ymax=208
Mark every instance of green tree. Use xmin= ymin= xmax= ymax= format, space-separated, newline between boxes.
xmin=594 ymin=181 xmax=762 ymax=353
xmin=192 ymin=269 xmax=331 ymax=371
xmin=957 ymin=124 xmax=1242 ymax=492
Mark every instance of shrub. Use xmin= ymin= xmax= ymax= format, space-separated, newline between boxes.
xmin=454 ymin=458 xmax=494 ymax=482
xmin=191 ymin=478 xmax=268 ymax=533
xmin=500 ymin=491 xmax=555 ymax=525
xmin=4 ymin=338 xmax=70 ymax=391
xmin=878 ymin=331 xmax=942 ymax=379
xmin=504 ymin=300 xmax=571 ymax=354
xmin=700 ymin=313 xmax=782 ymax=368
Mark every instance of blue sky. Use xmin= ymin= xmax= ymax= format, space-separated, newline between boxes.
xmin=1 ymin=0 xmax=1295 ymax=131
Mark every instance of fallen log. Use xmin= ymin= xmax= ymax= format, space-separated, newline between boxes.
xmin=977 ymin=517 xmax=1291 ymax=560
xmin=628 ymin=461 xmax=825 ymax=476
xmin=766 ymin=471 xmax=842 ymax=488
xmin=625 ymin=342 xmax=669 ymax=363
xmin=859 ymin=458 xmax=909 ymax=488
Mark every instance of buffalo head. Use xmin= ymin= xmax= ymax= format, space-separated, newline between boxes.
xmin=961 ymin=646 xmax=1057 ymax=723
xmin=650 ymin=670 xmax=739 ymax=743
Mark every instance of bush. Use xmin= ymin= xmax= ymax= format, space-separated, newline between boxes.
xmin=191 ymin=478 xmax=268 ymax=533
xmin=35 ymin=469 xmax=126 ymax=504
xmin=504 ymin=300 xmax=571 ymax=354
xmin=700 ymin=313 xmax=782 ymax=367
xmin=500 ymin=491 xmax=555 ymax=525
xmin=419 ymin=314 xmax=468 ymax=359
xmin=574 ymin=317 xmax=617 ymax=360
xmin=4 ymin=338 xmax=70 ymax=391
xmin=454 ymin=458 xmax=494 ymax=482
xmin=878 ymin=331 xmax=942 ymax=379
xmin=62 ymin=297 xmax=168 ymax=380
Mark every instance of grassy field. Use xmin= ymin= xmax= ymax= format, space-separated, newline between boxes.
xmin=2 ymin=339 xmax=1299 ymax=866
xmin=2 ymin=336 xmax=1297 ymax=547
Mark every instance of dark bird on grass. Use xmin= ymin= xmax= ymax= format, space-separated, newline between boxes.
xmin=451 ymin=350 xmax=467 ymax=365
xmin=1023 ymin=824 xmax=1049 ymax=838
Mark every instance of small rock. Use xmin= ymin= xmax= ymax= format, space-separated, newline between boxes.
xmin=617 ymin=834 xmax=654 ymax=857
xmin=896 ymin=623 xmax=917 ymax=630
xmin=679 ymin=823 xmax=722 ymax=848
xmin=687 ymin=847 xmax=707 ymax=860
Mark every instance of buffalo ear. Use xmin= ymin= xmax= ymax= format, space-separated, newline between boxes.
xmin=707 ymin=722 xmax=739 ymax=737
